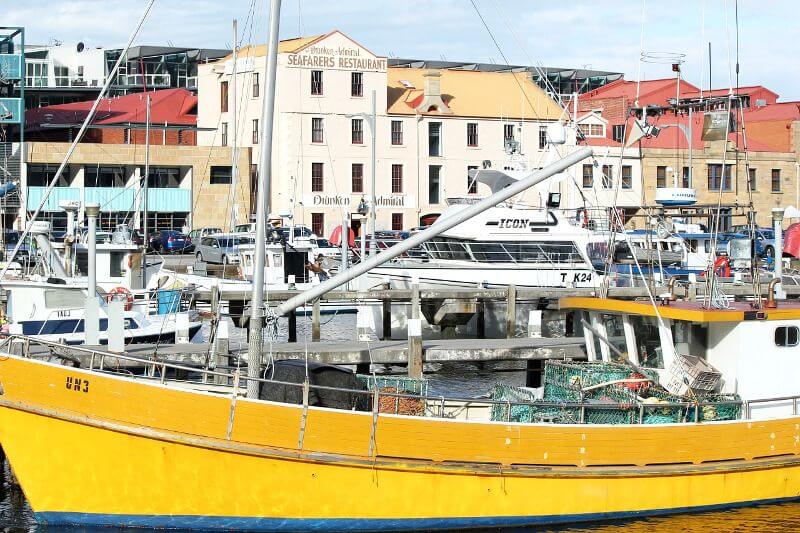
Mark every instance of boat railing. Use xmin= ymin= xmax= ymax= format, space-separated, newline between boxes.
xmin=743 ymin=395 xmax=800 ymax=418
xmin=0 ymin=335 xmax=745 ymax=425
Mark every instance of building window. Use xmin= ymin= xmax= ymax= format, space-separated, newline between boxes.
xmin=351 ymin=72 xmax=363 ymax=97
xmin=311 ymin=117 xmax=324 ymax=143
xmin=351 ymin=118 xmax=364 ymax=144
xmin=221 ymin=122 xmax=228 ymax=146
xmin=504 ymin=123 xmax=515 ymax=142
xmin=123 ymin=128 xmax=131 ymax=144
xmin=612 ymin=124 xmax=625 ymax=143
xmin=147 ymin=167 xmax=181 ymax=188
xmin=621 ymin=165 xmax=632 ymax=189
xmin=428 ymin=122 xmax=442 ymax=157
xmin=210 ymin=166 xmax=232 ymax=185
xmin=220 ymin=81 xmax=229 ymax=112
xmin=772 ymin=169 xmax=781 ymax=193
xmin=578 ymin=123 xmax=605 ymax=137
xmin=656 ymin=166 xmax=667 ymax=188
xmin=467 ymin=123 xmax=478 ymax=147
xmin=311 ymin=213 xmax=324 ymax=237
xmin=428 ymin=165 xmax=441 ymax=204
xmin=250 ymin=164 xmax=258 ymax=213
xmin=352 ymin=163 xmax=364 ymax=193
xmin=85 ymin=166 xmax=125 ymax=188
xmin=311 ymin=162 xmax=324 ymax=192
xmin=311 ymin=70 xmax=323 ymax=95
xmin=28 ymin=164 xmax=70 ymax=187
xmin=391 ymin=213 xmax=403 ymax=231
xmin=539 ymin=126 xmax=547 ymax=149
xmin=467 ymin=165 xmax=478 ymax=194
xmin=708 ymin=164 xmax=732 ymax=191
xmin=391 ymin=164 xmax=403 ymax=194
xmin=252 ymin=119 xmax=259 ymax=144
xmin=601 ymin=165 xmax=613 ymax=189
xmin=775 ymin=326 xmax=799 ymax=347
xmin=582 ymin=164 xmax=593 ymax=188
xmin=391 ymin=120 xmax=403 ymax=145
xmin=682 ymin=166 xmax=691 ymax=188
xmin=252 ymin=72 xmax=259 ymax=98
xmin=748 ymin=168 xmax=757 ymax=192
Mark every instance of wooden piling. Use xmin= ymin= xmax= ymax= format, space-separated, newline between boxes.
xmin=382 ymin=299 xmax=392 ymax=340
xmin=312 ymin=299 xmax=321 ymax=342
xmin=407 ymin=318 xmax=423 ymax=378
xmin=411 ymin=282 xmax=420 ymax=320
xmin=288 ymin=310 xmax=297 ymax=343
xmin=506 ymin=284 xmax=517 ymax=339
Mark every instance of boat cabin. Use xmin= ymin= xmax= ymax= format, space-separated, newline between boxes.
xmin=560 ymin=297 xmax=800 ymax=419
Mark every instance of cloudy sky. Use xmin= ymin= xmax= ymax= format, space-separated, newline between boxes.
xmin=8 ymin=0 xmax=800 ymax=99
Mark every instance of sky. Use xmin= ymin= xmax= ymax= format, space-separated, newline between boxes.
xmin=7 ymin=0 xmax=800 ymax=100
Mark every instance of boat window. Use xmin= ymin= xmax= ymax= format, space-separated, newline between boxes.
xmin=775 ymin=326 xmax=799 ymax=347
xmin=110 ymin=252 xmax=124 ymax=278
xmin=427 ymin=239 xmax=582 ymax=264
xmin=44 ymin=289 xmax=85 ymax=310
xmin=630 ymin=315 xmax=663 ymax=368
xmin=704 ymin=240 xmax=711 ymax=253
xmin=600 ymin=314 xmax=627 ymax=362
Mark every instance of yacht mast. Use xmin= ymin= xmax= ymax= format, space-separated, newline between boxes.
xmin=141 ymin=93 xmax=150 ymax=288
xmin=229 ymin=19 xmax=238 ymax=231
xmin=246 ymin=0 xmax=281 ymax=399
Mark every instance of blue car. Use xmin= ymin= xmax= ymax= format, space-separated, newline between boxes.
xmin=732 ymin=226 xmax=777 ymax=259
xmin=148 ymin=230 xmax=193 ymax=254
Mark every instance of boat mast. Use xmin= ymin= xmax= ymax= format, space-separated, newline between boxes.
xmin=246 ymin=0 xmax=281 ymax=399
xmin=229 ymin=19 xmax=238 ymax=231
xmin=141 ymin=93 xmax=150 ymax=288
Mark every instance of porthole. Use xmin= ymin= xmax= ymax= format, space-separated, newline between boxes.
xmin=775 ymin=326 xmax=799 ymax=347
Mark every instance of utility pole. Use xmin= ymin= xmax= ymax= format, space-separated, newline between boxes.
xmin=141 ymin=93 xmax=150 ymax=288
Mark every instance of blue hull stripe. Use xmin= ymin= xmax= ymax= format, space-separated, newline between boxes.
xmin=36 ymin=495 xmax=800 ymax=531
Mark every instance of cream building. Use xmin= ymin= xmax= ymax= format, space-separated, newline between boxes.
xmin=197 ymin=30 xmax=579 ymax=237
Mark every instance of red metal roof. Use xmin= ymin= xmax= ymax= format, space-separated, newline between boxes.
xmin=682 ymin=85 xmax=780 ymax=101
xmin=582 ymin=78 xmax=701 ymax=108
xmin=26 ymin=88 xmax=197 ymax=130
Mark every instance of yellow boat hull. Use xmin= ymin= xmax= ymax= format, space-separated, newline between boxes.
xmin=1 ymin=356 xmax=800 ymax=529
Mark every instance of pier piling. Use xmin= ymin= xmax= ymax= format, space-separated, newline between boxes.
xmin=506 ymin=284 xmax=517 ymax=339
xmin=312 ymin=299 xmax=321 ymax=341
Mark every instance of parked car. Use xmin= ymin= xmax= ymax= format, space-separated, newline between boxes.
xmin=195 ymin=235 xmax=252 ymax=264
xmin=189 ymin=227 xmax=223 ymax=240
xmin=149 ymin=230 xmax=193 ymax=254
xmin=233 ymin=223 xmax=256 ymax=234
xmin=731 ymin=226 xmax=777 ymax=258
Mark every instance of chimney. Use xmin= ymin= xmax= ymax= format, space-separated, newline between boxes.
xmin=415 ymin=70 xmax=452 ymax=114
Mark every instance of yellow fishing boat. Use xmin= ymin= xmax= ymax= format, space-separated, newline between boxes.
xmin=1 ymin=294 xmax=800 ymax=530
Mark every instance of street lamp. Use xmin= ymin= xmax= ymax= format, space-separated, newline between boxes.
xmin=347 ymin=89 xmax=378 ymax=256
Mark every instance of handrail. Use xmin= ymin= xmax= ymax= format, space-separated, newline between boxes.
xmin=5 ymin=335 xmax=747 ymax=423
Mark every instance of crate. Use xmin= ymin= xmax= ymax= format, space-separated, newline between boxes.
xmin=664 ymin=354 xmax=721 ymax=396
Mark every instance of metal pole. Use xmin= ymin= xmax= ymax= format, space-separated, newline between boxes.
xmin=341 ymin=212 xmax=349 ymax=289
xmin=0 ymin=0 xmax=155 ymax=280
xmin=369 ymin=89 xmax=377 ymax=256
xmin=85 ymin=203 xmax=100 ymax=345
xmin=141 ymin=94 xmax=150 ymax=288
xmin=276 ymin=148 xmax=593 ymax=315
xmin=229 ymin=19 xmax=238 ymax=231
xmin=773 ymin=207 xmax=785 ymax=298
xmin=246 ymin=0 xmax=281 ymax=399
xmin=688 ymin=106 xmax=693 ymax=188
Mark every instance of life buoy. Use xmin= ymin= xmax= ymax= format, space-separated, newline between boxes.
xmin=107 ymin=286 xmax=134 ymax=311
xmin=713 ymin=256 xmax=731 ymax=278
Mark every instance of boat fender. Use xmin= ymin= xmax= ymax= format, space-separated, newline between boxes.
xmin=107 ymin=286 xmax=134 ymax=311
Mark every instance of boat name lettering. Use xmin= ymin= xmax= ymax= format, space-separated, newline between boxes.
xmin=498 ymin=218 xmax=530 ymax=229
xmin=561 ymin=272 xmax=592 ymax=283
xmin=65 ymin=376 xmax=89 ymax=393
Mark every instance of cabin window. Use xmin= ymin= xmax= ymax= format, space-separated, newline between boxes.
xmin=44 ymin=289 xmax=85 ymax=310
xmin=110 ymin=252 xmax=125 ymax=278
xmin=630 ymin=315 xmax=663 ymax=368
xmin=775 ymin=326 xmax=799 ymax=347
xmin=600 ymin=314 xmax=627 ymax=362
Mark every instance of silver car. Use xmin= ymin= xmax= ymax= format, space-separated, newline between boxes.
xmin=195 ymin=235 xmax=252 ymax=264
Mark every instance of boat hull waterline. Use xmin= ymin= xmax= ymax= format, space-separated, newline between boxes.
xmin=1 ymin=357 xmax=800 ymax=530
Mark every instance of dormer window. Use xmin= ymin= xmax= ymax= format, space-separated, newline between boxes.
xmin=578 ymin=123 xmax=605 ymax=137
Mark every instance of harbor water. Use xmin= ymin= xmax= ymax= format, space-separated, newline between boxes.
xmin=3 ymin=315 xmax=799 ymax=530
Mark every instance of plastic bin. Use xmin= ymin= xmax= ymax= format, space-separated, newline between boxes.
xmin=157 ymin=289 xmax=181 ymax=315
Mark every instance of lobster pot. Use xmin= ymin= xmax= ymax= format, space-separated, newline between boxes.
xmin=664 ymin=354 xmax=721 ymax=396
xmin=543 ymin=360 xmax=659 ymax=402
xmin=687 ymin=393 xmax=743 ymax=422
xmin=357 ymin=375 xmax=428 ymax=416
xmin=490 ymin=384 xmax=579 ymax=424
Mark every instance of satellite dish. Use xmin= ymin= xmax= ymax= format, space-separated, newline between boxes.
xmin=77 ymin=42 xmax=85 ymax=53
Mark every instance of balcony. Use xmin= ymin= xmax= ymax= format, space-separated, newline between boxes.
xmin=113 ymin=73 xmax=171 ymax=89
xmin=146 ymin=188 xmax=191 ymax=212
xmin=27 ymin=187 xmax=191 ymax=213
